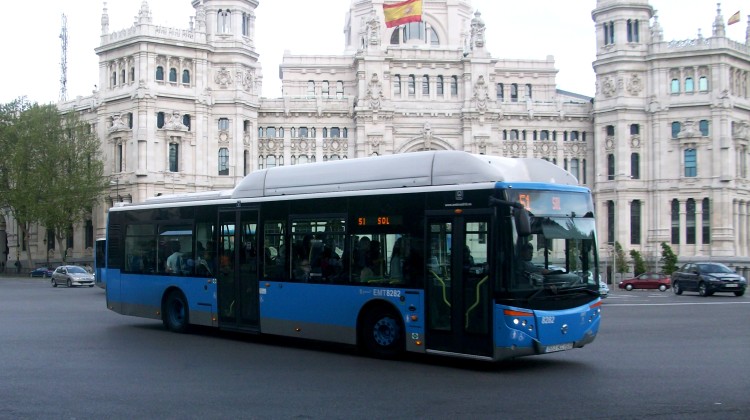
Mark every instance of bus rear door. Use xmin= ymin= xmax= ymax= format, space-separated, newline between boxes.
xmin=425 ymin=211 xmax=493 ymax=358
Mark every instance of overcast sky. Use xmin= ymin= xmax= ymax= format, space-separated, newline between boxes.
xmin=1 ymin=0 xmax=747 ymax=104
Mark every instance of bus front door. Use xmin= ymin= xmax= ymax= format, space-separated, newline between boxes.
xmin=218 ymin=209 xmax=260 ymax=331
xmin=425 ymin=213 xmax=493 ymax=358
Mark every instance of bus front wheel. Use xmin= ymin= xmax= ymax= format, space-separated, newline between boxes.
xmin=361 ymin=308 xmax=404 ymax=358
xmin=163 ymin=290 xmax=190 ymax=333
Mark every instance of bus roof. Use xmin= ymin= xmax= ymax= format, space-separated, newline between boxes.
xmin=232 ymin=150 xmax=578 ymax=198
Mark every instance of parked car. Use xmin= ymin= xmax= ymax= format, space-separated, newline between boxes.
xmin=29 ymin=267 xmax=54 ymax=278
xmin=599 ymin=280 xmax=609 ymax=298
xmin=618 ymin=272 xmax=671 ymax=292
xmin=51 ymin=265 xmax=95 ymax=288
xmin=671 ymin=262 xmax=747 ymax=297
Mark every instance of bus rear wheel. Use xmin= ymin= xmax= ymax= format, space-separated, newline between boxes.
xmin=163 ymin=290 xmax=190 ymax=333
xmin=361 ymin=308 xmax=404 ymax=358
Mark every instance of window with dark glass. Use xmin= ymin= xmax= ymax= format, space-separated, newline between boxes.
xmin=330 ymin=127 xmax=341 ymax=138
xmin=607 ymin=154 xmax=615 ymax=180
xmin=525 ymin=84 xmax=532 ymax=100
xmin=627 ymin=19 xmax=639 ymax=42
xmin=218 ymin=148 xmax=229 ymax=176
xmin=606 ymin=125 xmax=615 ymax=136
xmin=702 ymin=198 xmax=710 ymax=244
xmin=393 ymin=76 xmax=401 ymax=96
xmin=182 ymin=114 xmax=191 ymax=131
xmin=671 ymin=199 xmax=680 ymax=244
xmin=450 ymin=76 xmax=458 ymax=96
xmin=408 ymin=75 xmax=415 ymax=96
xmin=116 ymin=143 xmax=123 ymax=173
xmin=684 ymin=149 xmax=697 ymax=177
xmin=244 ymin=150 xmax=249 ymax=176
xmin=540 ymin=130 xmax=549 ymax=141
xmin=570 ymin=158 xmax=580 ymax=181
xmin=169 ymin=68 xmax=177 ymax=83
xmin=156 ymin=66 xmax=164 ymax=81
xmin=267 ymin=127 xmax=276 ymax=138
xmin=699 ymin=120 xmax=709 ymax=136
xmin=157 ymin=112 xmax=165 ymax=129
xmin=672 ymin=121 xmax=681 ymax=138
xmin=130 ymin=67 xmax=135 ymax=83
xmin=607 ymin=200 xmax=615 ymax=244
xmin=510 ymin=83 xmax=518 ymax=102
xmin=630 ymin=200 xmax=641 ymax=244
xmin=422 ymin=75 xmax=429 ymax=95
xmin=436 ymin=76 xmax=444 ymax=95
xmin=496 ymin=83 xmax=503 ymax=101
xmin=685 ymin=77 xmax=694 ymax=92
xmin=121 ymin=69 xmax=126 ymax=85
xmin=630 ymin=124 xmax=639 ymax=135
xmin=111 ymin=72 xmax=117 ymax=87
xmin=686 ymin=198 xmax=696 ymax=244
xmin=571 ymin=131 xmax=579 ymax=141
xmin=169 ymin=143 xmax=179 ymax=172
xmin=182 ymin=70 xmax=190 ymax=84
xmin=631 ymin=153 xmax=640 ymax=179
xmin=218 ymin=118 xmax=229 ymax=131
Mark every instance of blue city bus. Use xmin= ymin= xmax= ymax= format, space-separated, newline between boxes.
xmin=104 ymin=151 xmax=602 ymax=361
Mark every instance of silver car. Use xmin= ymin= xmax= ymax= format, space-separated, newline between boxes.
xmin=51 ymin=265 xmax=95 ymax=288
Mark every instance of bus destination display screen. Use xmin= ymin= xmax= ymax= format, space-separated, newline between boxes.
xmin=506 ymin=190 xmax=593 ymax=216
xmin=356 ymin=215 xmax=403 ymax=226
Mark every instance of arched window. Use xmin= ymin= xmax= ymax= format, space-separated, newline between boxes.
xmin=393 ymin=75 xmax=401 ymax=96
xmin=686 ymin=198 xmax=696 ymax=244
xmin=157 ymin=112 xmax=165 ymax=129
xmin=510 ymin=83 xmax=518 ymax=102
xmin=121 ymin=69 xmax=126 ymax=85
xmin=278 ymin=127 xmax=284 ymax=138
xmin=540 ymin=130 xmax=549 ymax=141
xmin=169 ymin=68 xmax=177 ymax=83
xmin=182 ymin=70 xmax=190 ymax=84
xmin=156 ymin=66 xmax=164 ymax=81
xmin=627 ymin=19 xmax=639 ymax=43
xmin=422 ymin=75 xmax=429 ymax=95
xmin=496 ymin=83 xmax=504 ymax=101
xmin=130 ymin=67 xmax=135 ymax=83
xmin=330 ymin=127 xmax=340 ymax=138
xmin=607 ymin=153 xmax=615 ymax=180
xmin=218 ymin=118 xmax=229 ymax=131
xmin=182 ymin=114 xmax=191 ymax=131
xmin=168 ymin=143 xmax=179 ymax=172
xmin=336 ymin=81 xmax=344 ymax=98
xmin=672 ymin=121 xmax=681 ymax=138
xmin=607 ymin=200 xmax=615 ymax=244
xmin=322 ymin=81 xmax=330 ymax=96
xmin=671 ymin=199 xmax=680 ymax=244
xmin=343 ymin=128 xmax=348 ymax=138
xmin=631 ymin=153 xmax=640 ymax=179
xmin=218 ymin=9 xmax=231 ymax=33
xmin=685 ymin=77 xmax=694 ymax=92
xmin=684 ymin=149 xmax=697 ymax=177
xmin=525 ymin=84 xmax=532 ymax=100
xmin=307 ymin=80 xmax=315 ymax=97
xmin=391 ymin=21 xmax=440 ymax=45
xmin=258 ymin=127 xmax=264 ymax=138
xmin=699 ymin=120 xmax=709 ymax=136
xmin=702 ymin=198 xmax=711 ymax=244
xmin=630 ymin=200 xmax=641 ymax=244
xmin=266 ymin=156 xmax=277 ymax=169
xmin=218 ymin=148 xmax=229 ymax=176
xmin=699 ymin=76 xmax=708 ymax=92
xmin=267 ymin=127 xmax=276 ymax=138
xmin=510 ymin=129 xmax=519 ymax=140
xmin=408 ymin=75 xmax=415 ymax=96
xmin=111 ymin=72 xmax=117 ymax=87
xmin=437 ymin=76 xmax=444 ymax=95
xmin=670 ymin=79 xmax=680 ymax=93
xmin=450 ymin=76 xmax=458 ymax=97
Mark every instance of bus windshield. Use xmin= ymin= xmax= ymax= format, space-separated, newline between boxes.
xmin=510 ymin=216 xmax=598 ymax=296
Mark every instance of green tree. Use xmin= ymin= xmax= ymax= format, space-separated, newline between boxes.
xmin=614 ymin=241 xmax=629 ymax=280
xmin=629 ymin=249 xmax=647 ymax=276
xmin=0 ymin=99 xmax=107 ymax=266
xmin=40 ymin=112 xmax=108 ymax=263
xmin=660 ymin=242 xmax=679 ymax=275
xmin=0 ymin=99 xmax=59 ymax=267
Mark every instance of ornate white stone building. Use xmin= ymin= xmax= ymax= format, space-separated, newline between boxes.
xmin=2 ymin=0 xmax=749 ymax=278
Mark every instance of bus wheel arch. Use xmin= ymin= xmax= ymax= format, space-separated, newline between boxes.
xmin=162 ymin=288 xmax=190 ymax=333
xmin=357 ymin=301 xmax=405 ymax=358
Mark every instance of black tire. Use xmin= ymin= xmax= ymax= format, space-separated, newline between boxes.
xmin=698 ymin=282 xmax=708 ymax=297
xmin=66 ymin=279 xmax=72 ymax=288
xmin=51 ymin=279 xmax=57 ymax=287
xmin=734 ymin=290 xmax=745 ymax=297
xmin=673 ymin=281 xmax=683 ymax=295
xmin=89 ymin=285 xmax=94 ymax=287
xmin=360 ymin=308 xmax=404 ymax=358
xmin=659 ymin=285 xmax=667 ymax=292
xmin=163 ymin=290 xmax=190 ymax=333
xmin=625 ymin=284 xmax=633 ymax=291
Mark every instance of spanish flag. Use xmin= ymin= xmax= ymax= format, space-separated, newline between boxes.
xmin=728 ymin=11 xmax=741 ymax=25
xmin=383 ymin=0 xmax=423 ymax=28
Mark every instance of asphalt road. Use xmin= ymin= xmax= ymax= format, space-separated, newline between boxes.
xmin=1 ymin=276 xmax=748 ymax=419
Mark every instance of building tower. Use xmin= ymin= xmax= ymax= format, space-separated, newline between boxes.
xmin=60 ymin=13 xmax=68 ymax=102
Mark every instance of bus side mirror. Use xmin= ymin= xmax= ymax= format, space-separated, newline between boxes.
xmin=514 ymin=207 xmax=531 ymax=237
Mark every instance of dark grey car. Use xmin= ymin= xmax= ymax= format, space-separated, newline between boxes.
xmin=671 ymin=262 xmax=746 ymax=297
xmin=51 ymin=265 xmax=95 ymax=288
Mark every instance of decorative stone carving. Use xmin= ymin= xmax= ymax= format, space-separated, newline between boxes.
xmin=601 ymin=76 xmax=616 ymax=97
xmin=215 ymin=67 xmax=233 ymax=88
xmin=364 ymin=73 xmax=384 ymax=110
xmin=365 ymin=9 xmax=380 ymax=46
xmin=163 ymin=111 xmax=188 ymax=131
xmin=422 ymin=122 xmax=433 ymax=150
xmin=472 ymin=76 xmax=490 ymax=111
xmin=627 ymin=74 xmax=643 ymax=95
xmin=109 ymin=113 xmax=129 ymax=132
xmin=470 ymin=11 xmax=486 ymax=49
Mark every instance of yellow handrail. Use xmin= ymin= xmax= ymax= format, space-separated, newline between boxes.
xmin=465 ymin=276 xmax=488 ymax=329
xmin=430 ymin=270 xmax=451 ymax=308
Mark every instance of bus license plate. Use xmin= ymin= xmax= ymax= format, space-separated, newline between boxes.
xmin=544 ymin=343 xmax=573 ymax=353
